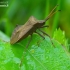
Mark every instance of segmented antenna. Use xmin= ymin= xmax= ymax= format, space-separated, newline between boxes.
xmin=45 ymin=4 xmax=60 ymax=21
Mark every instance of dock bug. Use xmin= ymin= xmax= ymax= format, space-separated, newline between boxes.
xmin=10 ymin=5 xmax=60 ymax=67
xmin=10 ymin=5 xmax=60 ymax=48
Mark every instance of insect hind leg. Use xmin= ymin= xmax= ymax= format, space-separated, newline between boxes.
xmin=20 ymin=34 xmax=32 ymax=67
xmin=26 ymin=34 xmax=32 ymax=48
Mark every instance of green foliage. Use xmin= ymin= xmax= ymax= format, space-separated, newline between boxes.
xmin=0 ymin=30 xmax=70 ymax=70
xmin=0 ymin=31 xmax=20 ymax=70
xmin=0 ymin=0 xmax=70 ymax=69
xmin=53 ymin=28 xmax=69 ymax=51
xmin=53 ymin=28 xmax=67 ymax=45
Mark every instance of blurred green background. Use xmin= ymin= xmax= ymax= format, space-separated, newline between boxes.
xmin=0 ymin=0 xmax=70 ymax=41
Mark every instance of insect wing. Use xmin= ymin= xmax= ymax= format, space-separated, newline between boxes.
xmin=10 ymin=24 xmax=33 ymax=44
xmin=10 ymin=25 xmax=22 ymax=44
xmin=18 ymin=25 xmax=33 ymax=40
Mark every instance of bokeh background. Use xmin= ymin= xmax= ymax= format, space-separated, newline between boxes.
xmin=0 ymin=0 xmax=70 ymax=42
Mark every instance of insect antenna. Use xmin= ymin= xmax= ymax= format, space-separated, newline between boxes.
xmin=45 ymin=4 xmax=60 ymax=21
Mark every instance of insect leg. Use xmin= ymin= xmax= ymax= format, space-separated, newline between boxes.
xmin=38 ymin=29 xmax=50 ymax=37
xmin=20 ymin=34 xmax=32 ymax=67
xmin=26 ymin=34 xmax=32 ymax=48
xmin=35 ymin=31 xmax=45 ymax=47
xmin=40 ymin=25 xmax=49 ymax=28
xmin=38 ymin=29 xmax=55 ymax=47
xmin=35 ymin=31 xmax=45 ymax=39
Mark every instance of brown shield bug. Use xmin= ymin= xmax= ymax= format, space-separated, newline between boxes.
xmin=10 ymin=5 xmax=60 ymax=48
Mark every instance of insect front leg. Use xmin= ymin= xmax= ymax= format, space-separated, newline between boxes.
xmin=40 ymin=25 xmax=49 ymax=28
xmin=38 ymin=29 xmax=55 ymax=47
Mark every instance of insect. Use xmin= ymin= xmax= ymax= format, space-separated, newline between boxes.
xmin=10 ymin=5 xmax=60 ymax=67
xmin=10 ymin=5 xmax=60 ymax=48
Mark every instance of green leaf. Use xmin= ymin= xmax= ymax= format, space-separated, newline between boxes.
xmin=53 ymin=28 xmax=65 ymax=43
xmin=0 ymin=31 xmax=70 ymax=70
xmin=53 ymin=28 xmax=69 ymax=51
xmin=0 ymin=31 xmax=20 ymax=70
